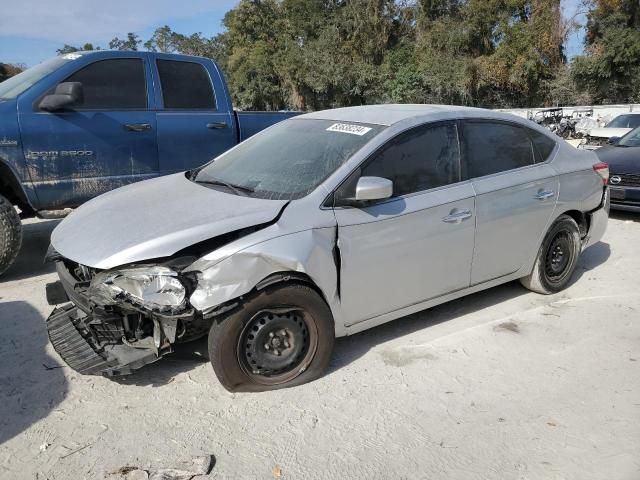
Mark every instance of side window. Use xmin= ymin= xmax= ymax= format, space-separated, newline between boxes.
xmin=463 ymin=121 xmax=535 ymax=178
xmin=361 ymin=123 xmax=460 ymax=197
xmin=64 ymin=59 xmax=146 ymax=109
xmin=157 ymin=60 xmax=216 ymax=110
xmin=528 ymin=129 xmax=556 ymax=162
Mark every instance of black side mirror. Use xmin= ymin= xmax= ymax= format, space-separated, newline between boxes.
xmin=607 ymin=136 xmax=621 ymax=145
xmin=39 ymin=82 xmax=83 ymax=112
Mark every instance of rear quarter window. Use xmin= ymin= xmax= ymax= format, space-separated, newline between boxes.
xmin=528 ymin=129 xmax=556 ymax=162
xmin=462 ymin=121 xmax=535 ymax=179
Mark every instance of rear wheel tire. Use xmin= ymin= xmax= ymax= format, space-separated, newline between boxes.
xmin=0 ymin=194 xmax=22 ymax=276
xmin=520 ymin=214 xmax=581 ymax=294
xmin=208 ymin=283 xmax=334 ymax=392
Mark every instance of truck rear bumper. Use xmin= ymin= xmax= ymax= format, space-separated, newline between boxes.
xmin=610 ymin=186 xmax=640 ymax=212
xmin=47 ymin=304 xmax=159 ymax=376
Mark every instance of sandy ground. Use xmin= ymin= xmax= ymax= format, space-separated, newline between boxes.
xmin=0 ymin=213 xmax=639 ymax=480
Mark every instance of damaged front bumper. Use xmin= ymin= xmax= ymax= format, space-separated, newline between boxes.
xmin=46 ymin=259 xmax=210 ymax=376
xmin=47 ymin=304 xmax=158 ymax=376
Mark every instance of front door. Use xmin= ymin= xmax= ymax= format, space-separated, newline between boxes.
xmin=461 ymin=120 xmax=559 ymax=284
xmin=153 ymin=57 xmax=237 ymax=173
xmin=19 ymin=56 xmax=158 ymax=209
xmin=334 ymin=121 xmax=476 ymax=326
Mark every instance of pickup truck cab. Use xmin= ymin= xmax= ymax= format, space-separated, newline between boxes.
xmin=0 ymin=50 xmax=297 ymax=274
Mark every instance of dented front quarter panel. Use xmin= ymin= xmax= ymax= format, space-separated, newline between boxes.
xmin=184 ymin=197 xmax=347 ymax=337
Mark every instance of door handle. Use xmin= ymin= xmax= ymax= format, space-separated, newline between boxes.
xmin=207 ymin=122 xmax=227 ymax=129
xmin=124 ymin=123 xmax=151 ymax=132
xmin=442 ymin=210 xmax=472 ymax=224
xmin=534 ymin=190 xmax=555 ymax=200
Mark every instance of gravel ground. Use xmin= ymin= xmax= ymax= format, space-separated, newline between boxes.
xmin=0 ymin=213 xmax=639 ymax=480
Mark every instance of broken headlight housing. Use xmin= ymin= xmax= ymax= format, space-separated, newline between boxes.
xmin=89 ymin=266 xmax=187 ymax=312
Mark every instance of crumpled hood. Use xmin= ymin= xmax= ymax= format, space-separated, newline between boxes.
xmin=51 ymin=173 xmax=288 ymax=269
xmin=588 ymin=127 xmax=632 ymax=139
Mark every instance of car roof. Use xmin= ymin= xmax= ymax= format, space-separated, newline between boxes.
xmin=297 ymin=104 xmax=512 ymax=126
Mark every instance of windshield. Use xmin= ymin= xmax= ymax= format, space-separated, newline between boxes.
xmin=606 ymin=114 xmax=640 ymax=129
xmin=617 ymin=126 xmax=640 ymax=147
xmin=0 ymin=55 xmax=77 ymax=100
xmin=192 ymin=118 xmax=385 ymax=200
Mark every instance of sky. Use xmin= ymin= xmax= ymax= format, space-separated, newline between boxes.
xmin=1 ymin=0 xmax=586 ymax=68
xmin=0 ymin=0 xmax=239 ymax=66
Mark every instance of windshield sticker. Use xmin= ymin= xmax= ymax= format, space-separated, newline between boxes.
xmin=326 ymin=123 xmax=372 ymax=136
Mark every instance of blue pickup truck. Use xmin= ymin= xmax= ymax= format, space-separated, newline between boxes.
xmin=0 ymin=50 xmax=298 ymax=274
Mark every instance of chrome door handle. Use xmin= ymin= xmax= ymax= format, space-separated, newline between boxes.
xmin=534 ymin=190 xmax=555 ymax=200
xmin=207 ymin=122 xmax=227 ymax=129
xmin=442 ymin=210 xmax=472 ymax=224
xmin=124 ymin=123 xmax=151 ymax=132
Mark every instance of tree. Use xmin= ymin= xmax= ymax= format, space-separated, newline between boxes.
xmin=109 ymin=33 xmax=141 ymax=51
xmin=56 ymin=43 xmax=99 ymax=55
xmin=0 ymin=63 xmax=25 ymax=82
xmin=46 ymin=0 xmax=620 ymax=109
xmin=572 ymin=0 xmax=640 ymax=103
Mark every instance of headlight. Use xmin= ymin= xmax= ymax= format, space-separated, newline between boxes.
xmin=89 ymin=266 xmax=186 ymax=312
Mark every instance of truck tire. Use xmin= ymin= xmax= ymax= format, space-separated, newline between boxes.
xmin=0 ymin=194 xmax=22 ymax=276
xmin=208 ymin=283 xmax=334 ymax=392
xmin=520 ymin=214 xmax=580 ymax=295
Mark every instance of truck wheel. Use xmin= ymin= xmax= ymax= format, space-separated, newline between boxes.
xmin=208 ymin=283 xmax=334 ymax=392
xmin=0 ymin=194 xmax=22 ymax=276
xmin=520 ymin=214 xmax=580 ymax=295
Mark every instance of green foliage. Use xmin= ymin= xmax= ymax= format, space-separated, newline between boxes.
xmin=56 ymin=43 xmax=99 ymax=55
xmin=572 ymin=0 xmax=640 ymax=103
xmin=108 ymin=33 xmax=141 ymax=51
xmin=0 ymin=63 xmax=24 ymax=82
xmin=50 ymin=0 xmax=640 ymax=109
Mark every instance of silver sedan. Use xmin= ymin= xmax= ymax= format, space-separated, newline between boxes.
xmin=46 ymin=105 xmax=610 ymax=391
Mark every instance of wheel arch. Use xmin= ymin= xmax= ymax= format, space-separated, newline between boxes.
xmin=188 ymin=228 xmax=343 ymax=333
xmin=0 ymin=158 xmax=34 ymax=216
xmin=556 ymin=209 xmax=588 ymax=238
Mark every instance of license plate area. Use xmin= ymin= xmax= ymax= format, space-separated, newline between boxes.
xmin=610 ymin=187 xmax=625 ymax=200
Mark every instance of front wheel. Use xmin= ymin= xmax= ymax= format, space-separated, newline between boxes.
xmin=0 ymin=194 xmax=22 ymax=276
xmin=208 ymin=283 xmax=334 ymax=392
xmin=520 ymin=214 xmax=581 ymax=294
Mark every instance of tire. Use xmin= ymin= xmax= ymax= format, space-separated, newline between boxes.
xmin=520 ymin=214 xmax=581 ymax=294
xmin=208 ymin=283 xmax=335 ymax=392
xmin=0 ymin=194 xmax=22 ymax=276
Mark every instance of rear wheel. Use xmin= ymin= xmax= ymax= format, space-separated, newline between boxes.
xmin=0 ymin=194 xmax=22 ymax=276
xmin=208 ymin=283 xmax=334 ymax=392
xmin=520 ymin=214 xmax=581 ymax=294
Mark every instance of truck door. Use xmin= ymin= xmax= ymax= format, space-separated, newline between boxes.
xmin=153 ymin=56 xmax=237 ymax=173
xmin=18 ymin=55 xmax=158 ymax=209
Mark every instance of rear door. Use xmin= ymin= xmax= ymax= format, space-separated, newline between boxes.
xmin=19 ymin=55 xmax=158 ymax=208
xmin=335 ymin=121 xmax=476 ymax=325
xmin=461 ymin=120 xmax=559 ymax=284
xmin=154 ymin=57 xmax=237 ymax=173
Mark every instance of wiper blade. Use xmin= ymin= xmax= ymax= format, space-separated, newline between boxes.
xmin=196 ymin=178 xmax=255 ymax=196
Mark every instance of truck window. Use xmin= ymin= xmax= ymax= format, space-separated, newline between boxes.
xmin=156 ymin=59 xmax=216 ymax=110
xmin=64 ymin=58 xmax=147 ymax=110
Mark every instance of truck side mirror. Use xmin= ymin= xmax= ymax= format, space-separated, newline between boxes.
xmin=607 ymin=136 xmax=621 ymax=145
xmin=39 ymin=82 xmax=84 ymax=112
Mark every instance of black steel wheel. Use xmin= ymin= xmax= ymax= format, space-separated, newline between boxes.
xmin=237 ymin=308 xmax=318 ymax=385
xmin=520 ymin=214 xmax=581 ymax=294
xmin=208 ymin=282 xmax=334 ymax=392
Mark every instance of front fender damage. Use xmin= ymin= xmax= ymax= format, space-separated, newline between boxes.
xmin=46 ymin=226 xmax=342 ymax=377
xmin=187 ymin=227 xmax=340 ymax=326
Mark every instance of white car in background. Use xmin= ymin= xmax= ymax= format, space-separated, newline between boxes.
xmin=583 ymin=112 xmax=640 ymax=149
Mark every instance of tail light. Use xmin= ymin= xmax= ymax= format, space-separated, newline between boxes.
xmin=593 ymin=162 xmax=609 ymax=185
